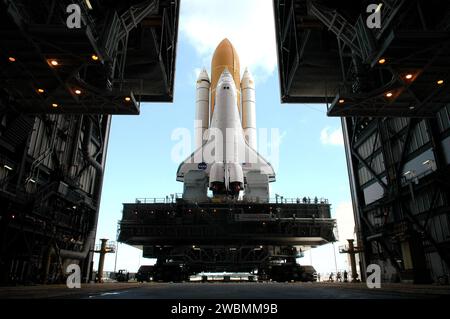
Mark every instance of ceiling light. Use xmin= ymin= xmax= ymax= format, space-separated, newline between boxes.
xmin=8 ymin=57 xmax=16 ymax=62
xmin=91 ymin=54 xmax=99 ymax=61
xmin=37 ymin=88 xmax=45 ymax=93
xmin=125 ymin=96 xmax=131 ymax=102
xmin=52 ymin=103 xmax=59 ymax=108
xmin=50 ymin=60 xmax=59 ymax=66
xmin=405 ymin=74 xmax=413 ymax=80
xmin=338 ymin=99 xmax=345 ymax=104
xmin=3 ymin=165 xmax=13 ymax=171
xmin=28 ymin=178 xmax=36 ymax=184
xmin=85 ymin=0 xmax=93 ymax=10
xmin=409 ymin=106 xmax=415 ymax=110
xmin=376 ymin=3 xmax=383 ymax=13
xmin=385 ymin=92 xmax=393 ymax=98
xmin=74 ymin=89 xmax=82 ymax=95
xmin=378 ymin=58 xmax=386 ymax=64
xmin=437 ymin=79 xmax=444 ymax=85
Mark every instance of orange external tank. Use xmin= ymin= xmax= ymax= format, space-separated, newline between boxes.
xmin=210 ymin=38 xmax=241 ymax=117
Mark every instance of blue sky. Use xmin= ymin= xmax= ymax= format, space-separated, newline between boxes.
xmin=94 ymin=0 xmax=356 ymax=276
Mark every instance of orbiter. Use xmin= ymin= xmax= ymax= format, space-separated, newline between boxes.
xmin=177 ymin=39 xmax=275 ymax=202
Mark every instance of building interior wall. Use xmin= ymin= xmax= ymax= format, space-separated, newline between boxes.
xmin=343 ymin=104 xmax=450 ymax=283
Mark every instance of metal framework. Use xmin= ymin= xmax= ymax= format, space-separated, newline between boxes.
xmin=119 ymin=198 xmax=336 ymax=278
xmin=0 ymin=110 xmax=110 ymax=284
xmin=343 ymin=113 xmax=450 ymax=283
xmin=0 ymin=0 xmax=179 ymax=114
xmin=274 ymin=0 xmax=450 ymax=283
xmin=0 ymin=0 xmax=180 ymax=285
xmin=274 ymin=0 xmax=450 ymax=117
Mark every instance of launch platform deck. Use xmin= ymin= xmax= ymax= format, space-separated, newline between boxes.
xmin=118 ymin=198 xmax=336 ymax=247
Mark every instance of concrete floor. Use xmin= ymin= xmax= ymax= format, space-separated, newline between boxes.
xmin=0 ymin=282 xmax=448 ymax=299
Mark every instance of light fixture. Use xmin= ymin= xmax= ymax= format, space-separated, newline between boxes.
xmin=52 ymin=103 xmax=59 ymax=108
xmin=437 ymin=79 xmax=444 ymax=85
xmin=124 ymin=96 xmax=131 ymax=102
xmin=378 ymin=58 xmax=386 ymax=64
xmin=3 ymin=164 xmax=13 ymax=171
xmin=8 ymin=57 xmax=16 ymax=62
xmin=338 ymin=99 xmax=345 ymax=104
xmin=74 ymin=89 xmax=82 ymax=95
xmin=385 ymin=92 xmax=393 ymax=98
xmin=28 ymin=178 xmax=36 ymax=184
xmin=37 ymin=88 xmax=45 ymax=93
xmin=405 ymin=74 xmax=413 ymax=80
xmin=50 ymin=60 xmax=59 ymax=66
xmin=409 ymin=106 xmax=415 ymax=110
xmin=91 ymin=54 xmax=99 ymax=61
xmin=376 ymin=3 xmax=383 ymax=13
xmin=403 ymin=170 xmax=411 ymax=176
xmin=85 ymin=0 xmax=93 ymax=10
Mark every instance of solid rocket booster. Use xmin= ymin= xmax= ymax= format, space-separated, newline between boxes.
xmin=241 ymin=68 xmax=257 ymax=149
xmin=195 ymin=69 xmax=210 ymax=149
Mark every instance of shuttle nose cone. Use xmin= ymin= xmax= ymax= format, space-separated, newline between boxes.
xmin=218 ymin=68 xmax=235 ymax=86
xmin=221 ymin=67 xmax=232 ymax=78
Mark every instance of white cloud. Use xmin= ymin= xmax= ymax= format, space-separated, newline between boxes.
xmin=320 ymin=127 xmax=344 ymax=146
xmin=180 ymin=0 xmax=277 ymax=82
xmin=193 ymin=67 xmax=202 ymax=78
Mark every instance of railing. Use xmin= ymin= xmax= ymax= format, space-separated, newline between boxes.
xmin=269 ymin=197 xmax=329 ymax=204
xmin=135 ymin=193 xmax=183 ymax=204
xmin=94 ymin=241 xmax=116 ymax=253
xmin=134 ymin=195 xmax=329 ymax=205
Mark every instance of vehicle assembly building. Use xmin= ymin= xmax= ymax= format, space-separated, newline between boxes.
xmin=1 ymin=0 xmax=449 ymax=291
xmin=274 ymin=0 xmax=450 ymax=283
xmin=0 ymin=0 xmax=179 ymax=284
xmin=118 ymin=39 xmax=337 ymax=282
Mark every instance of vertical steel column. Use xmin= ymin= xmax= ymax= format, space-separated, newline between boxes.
xmin=97 ymin=238 xmax=108 ymax=283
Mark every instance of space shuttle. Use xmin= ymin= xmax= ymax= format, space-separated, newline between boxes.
xmin=177 ymin=39 xmax=275 ymax=202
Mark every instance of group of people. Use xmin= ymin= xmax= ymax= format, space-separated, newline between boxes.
xmin=296 ymin=196 xmax=326 ymax=204
xmin=316 ymin=270 xmax=349 ymax=282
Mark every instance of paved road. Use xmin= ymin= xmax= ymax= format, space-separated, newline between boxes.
xmin=1 ymin=282 xmax=447 ymax=299
xmin=83 ymin=282 xmax=441 ymax=299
